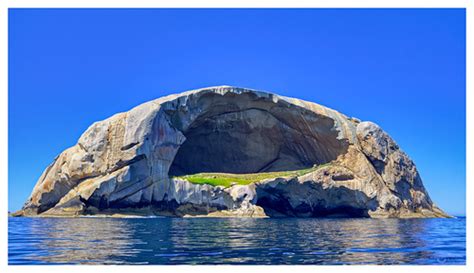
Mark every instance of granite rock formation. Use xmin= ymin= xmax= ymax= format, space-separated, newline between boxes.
xmin=15 ymin=86 xmax=448 ymax=218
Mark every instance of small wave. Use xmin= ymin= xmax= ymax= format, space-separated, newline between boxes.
xmin=201 ymin=252 xmax=223 ymax=256
xmin=155 ymin=253 xmax=189 ymax=257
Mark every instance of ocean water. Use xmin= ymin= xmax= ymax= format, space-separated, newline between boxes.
xmin=8 ymin=216 xmax=465 ymax=265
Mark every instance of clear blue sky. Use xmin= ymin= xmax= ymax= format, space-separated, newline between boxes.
xmin=8 ymin=9 xmax=465 ymax=215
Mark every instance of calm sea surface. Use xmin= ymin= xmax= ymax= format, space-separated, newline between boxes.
xmin=8 ymin=216 xmax=465 ymax=265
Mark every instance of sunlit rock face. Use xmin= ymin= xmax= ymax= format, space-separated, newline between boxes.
xmin=17 ymin=86 xmax=448 ymax=218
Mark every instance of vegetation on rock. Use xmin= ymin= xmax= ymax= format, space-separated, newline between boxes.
xmin=173 ymin=164 xmax=328 ymax=187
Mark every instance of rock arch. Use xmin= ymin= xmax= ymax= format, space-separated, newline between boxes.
xmin=166 ymin=91 xmax=349 ymax=175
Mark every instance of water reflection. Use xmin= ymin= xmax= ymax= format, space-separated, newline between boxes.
xmin=9 ymin=217 xmax=145 ymax=264
xmin=8 ymin=217 xmax=466 ymax=265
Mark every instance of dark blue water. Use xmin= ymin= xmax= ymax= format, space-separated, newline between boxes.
xmin=8 ymin=216 xmax=465 ymax=265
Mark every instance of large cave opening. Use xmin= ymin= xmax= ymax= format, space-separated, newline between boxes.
xmin=168 ymin=105 xmax=346 ymax=176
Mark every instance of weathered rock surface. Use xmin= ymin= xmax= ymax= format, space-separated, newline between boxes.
xmin=15 ymin=86 xmax=448 ymax=218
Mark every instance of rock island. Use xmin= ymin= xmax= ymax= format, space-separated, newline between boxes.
xmin=14 ymin=86 xmax=449 ymax=218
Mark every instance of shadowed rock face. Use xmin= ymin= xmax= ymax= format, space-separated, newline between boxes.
xmin=169 ymin=93 xmax=347 ymax=175
xmin=16 ymin=86 xmax=448 ymax=218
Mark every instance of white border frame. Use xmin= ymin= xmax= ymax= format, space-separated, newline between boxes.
xmin=1 ymin=1 xmax=471 ymax=273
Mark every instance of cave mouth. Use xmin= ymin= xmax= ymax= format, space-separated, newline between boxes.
xmin=256 ymin=195 xmax=371 ymax=218
xmin=168 ymin=107 xmax=340 ymax=176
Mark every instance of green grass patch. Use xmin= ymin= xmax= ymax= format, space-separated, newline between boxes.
xmin=173 ymin=164 xmax=329 ymax=187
